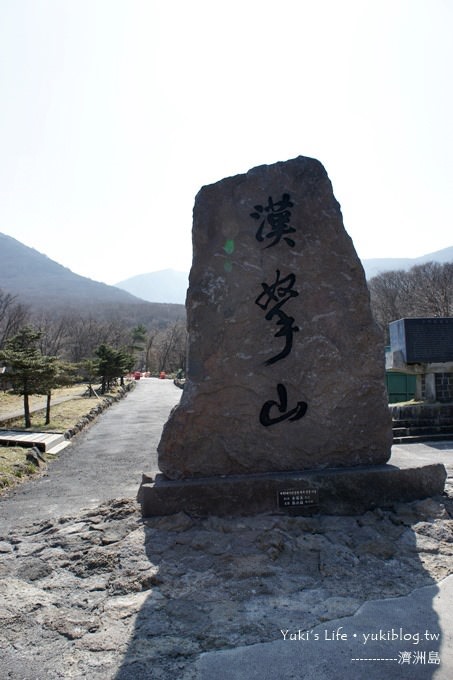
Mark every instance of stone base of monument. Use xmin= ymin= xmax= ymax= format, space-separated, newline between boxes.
xmin=138 ymin=450 xmax=446 ymax=517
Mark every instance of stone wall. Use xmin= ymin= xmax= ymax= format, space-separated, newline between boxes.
xmin=435 ymin=373 xmax=453 ymax=403
xmin=389 ymin=401 xmax=453 ymax=425
xmin=419 ymin=373 xmax=453 ymax=403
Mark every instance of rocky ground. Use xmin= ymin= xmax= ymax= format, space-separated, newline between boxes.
xmin=1 ymin=475 xmax=453 ymax=679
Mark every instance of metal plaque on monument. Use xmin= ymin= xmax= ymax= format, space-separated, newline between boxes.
xmin=138 ymin=156 xmax=446 ymax=516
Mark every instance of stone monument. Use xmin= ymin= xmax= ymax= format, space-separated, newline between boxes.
xmin=139 ymin=156 xmax=446 ymax=516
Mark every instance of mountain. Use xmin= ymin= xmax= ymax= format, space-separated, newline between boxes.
xmin=2 ymin=230 xmax=451 ymax=314
xmin=362 ymin=246 xmax=453 ymax=280
xmin=114 ymin=247 xmax=453 ymax=301
xmin=0 ymin=232 xmax=185 ymax=323
xmin=115 ymin=269 xmax=189 ymax=304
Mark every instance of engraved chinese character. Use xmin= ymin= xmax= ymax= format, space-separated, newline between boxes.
xmin=255 ymin=270 xmax=299 ymax=365
xmin=250 ymin=193 xmax=296 ymax=248
xmin=259 ymin=383 xmax=307 ymax=427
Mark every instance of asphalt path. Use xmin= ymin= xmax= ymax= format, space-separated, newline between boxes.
xmin=0 ymin=378 xmax=181 ymax=533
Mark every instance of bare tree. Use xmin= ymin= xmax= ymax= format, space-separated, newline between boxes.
xmin=143 ymin=329 xmax=158 ymax=372
xmin=66 ymin=317 xmax=109 ymax=363
xmin=368 ymin=269 xmax=411 ymax=333
xmin=0 ymin=289 xmax=29 ymax=349
xmin=34 ymin=314 xmax=69 ymax=357
xmin=407 ymin=262 xmax=453 ymax=317
xmin=369 ymin=261 xmax=453 ymax=337
xmin=153 ymin=322 xmax=187 ymax=374
xmin=102 ymin=319 xmax=131 ymax=350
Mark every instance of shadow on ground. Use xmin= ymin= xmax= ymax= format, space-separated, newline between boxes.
xmin=115 ymin=495 xmax=453 ymax=679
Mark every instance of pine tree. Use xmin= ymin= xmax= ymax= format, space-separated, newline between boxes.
xmin=94 ymin=344 xmax=134 ymax=393
xmin=0 ymin=327 xmax=49 ymax=427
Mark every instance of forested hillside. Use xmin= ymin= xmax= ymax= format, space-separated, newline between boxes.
xmin=0 ymin=232 xmax=185 ymax=325
xmin=0 ymin=233 xmax=187 ymax=374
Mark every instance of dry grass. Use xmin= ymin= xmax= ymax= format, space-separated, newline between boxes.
xmin=0 ymin=446 xmax=39 ymax=491
xmin=4 ymin=395 xmax=98 ymax=431
xmin=0 ymin=384 xmax=87 ymax=418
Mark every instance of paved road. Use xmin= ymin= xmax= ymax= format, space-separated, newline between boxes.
xmin=0 ymin=378 xmax=181 ymax=533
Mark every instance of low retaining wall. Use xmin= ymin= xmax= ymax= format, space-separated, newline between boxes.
xmin=390 ymin=402 xmax=453 ymax=425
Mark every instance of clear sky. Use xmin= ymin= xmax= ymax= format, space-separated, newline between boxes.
xmin=0 ymin=0 xmax=452 ymax=285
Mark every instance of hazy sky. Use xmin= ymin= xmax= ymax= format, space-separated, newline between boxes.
xmin=0 ymin=0 xmax=452 ymax=285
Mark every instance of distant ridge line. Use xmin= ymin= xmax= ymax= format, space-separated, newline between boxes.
xmin=361 ymin=245 xmax=453 ymax=280
xmin=0 ymin=232 xmax=185 ymax=323
xmin=1 ymin=231 xmax=452 ymax=304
